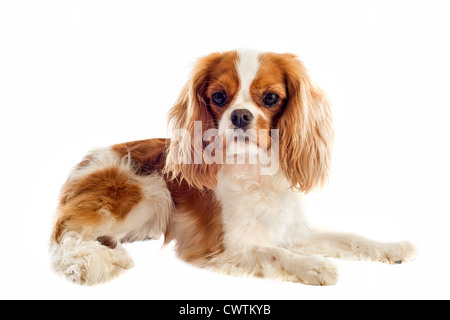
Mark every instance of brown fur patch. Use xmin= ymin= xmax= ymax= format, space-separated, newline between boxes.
xmin=164 ymin=179 xmax=224 ymax=264
xmin=204 ymin=51 xmax=240 ymax=125
xmin=112 ymin=138 xmax=169 ymax=174
xmin=97 ymin=236 xmax=118 ymax=249
xmin=251 ymin=53 xmax=288 ymax=128
xmin=53 ymin=165 xmax=143 ymax=242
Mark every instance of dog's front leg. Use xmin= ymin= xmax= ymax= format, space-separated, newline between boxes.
xmin=210 ymin=246 xmax=338 ymax=286
xmin=290 ymin=230 xmax=416 ymax=264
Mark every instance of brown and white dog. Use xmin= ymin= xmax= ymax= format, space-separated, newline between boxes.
xmin=50 ymin=49 xmax=415 ymax=286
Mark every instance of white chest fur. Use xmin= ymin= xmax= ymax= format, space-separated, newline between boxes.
xmin=216 ymin=165 xmax=311 ymax=252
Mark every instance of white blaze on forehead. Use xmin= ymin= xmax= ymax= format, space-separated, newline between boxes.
xmin=236 ymin=48 xmax=260 ymax=102
xmin=218 ymin=48 xmax=265 ymax=134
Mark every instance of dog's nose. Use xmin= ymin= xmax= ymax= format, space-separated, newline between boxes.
xmin=231 ymin=109 xmax=254 ymax=128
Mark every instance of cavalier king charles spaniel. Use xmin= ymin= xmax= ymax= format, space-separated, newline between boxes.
xmin=50 ymin=49 xmax=415 ymax=286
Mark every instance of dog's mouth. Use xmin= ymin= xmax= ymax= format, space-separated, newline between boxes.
xmin=224 ymin=130 xmax=261 ymax=152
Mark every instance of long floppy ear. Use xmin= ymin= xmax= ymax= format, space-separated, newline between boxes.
xmin=164 ymin=53 xmax=223 ymax=189
xmin=277 ymin=54 xmax=334 ymax=193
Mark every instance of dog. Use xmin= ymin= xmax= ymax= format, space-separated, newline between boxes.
xmin=50 ymin=48 xmax=415 ymax=286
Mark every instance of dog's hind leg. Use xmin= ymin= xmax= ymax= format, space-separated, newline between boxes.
xmin=50 ymin=148 xmax=173 ymax=285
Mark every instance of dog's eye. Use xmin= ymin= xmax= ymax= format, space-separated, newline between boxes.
xmin=262 ymin=92 xmax=279 ymax=108
xmin=211 ymin=91 xmax=227 ymax=107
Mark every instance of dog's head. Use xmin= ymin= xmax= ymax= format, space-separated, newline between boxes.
xmin=165 ymin=49 xmax=333 ymax=192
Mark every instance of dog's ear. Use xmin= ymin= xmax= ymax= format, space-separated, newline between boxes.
xmin=164 ymin=53 xmax=223 ymax=190
xmin=276 ymin=54 xmax=334 ymax=193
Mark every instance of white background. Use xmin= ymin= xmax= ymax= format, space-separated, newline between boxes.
xmin=1 ymin=0 xmax=450 ymax=300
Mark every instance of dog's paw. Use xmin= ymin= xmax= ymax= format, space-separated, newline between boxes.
xmin=50 ymin=232 xmax=134 ymax=286
xmin=369 ymin=240 xmax=417 ymax=265
xmin=385 ymin=241 xmax=417 ymax=264
xmin=62 ymin=245 xmax=134 ymax=286
xmin=300 ymin=257 xmax=338 ymax=286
